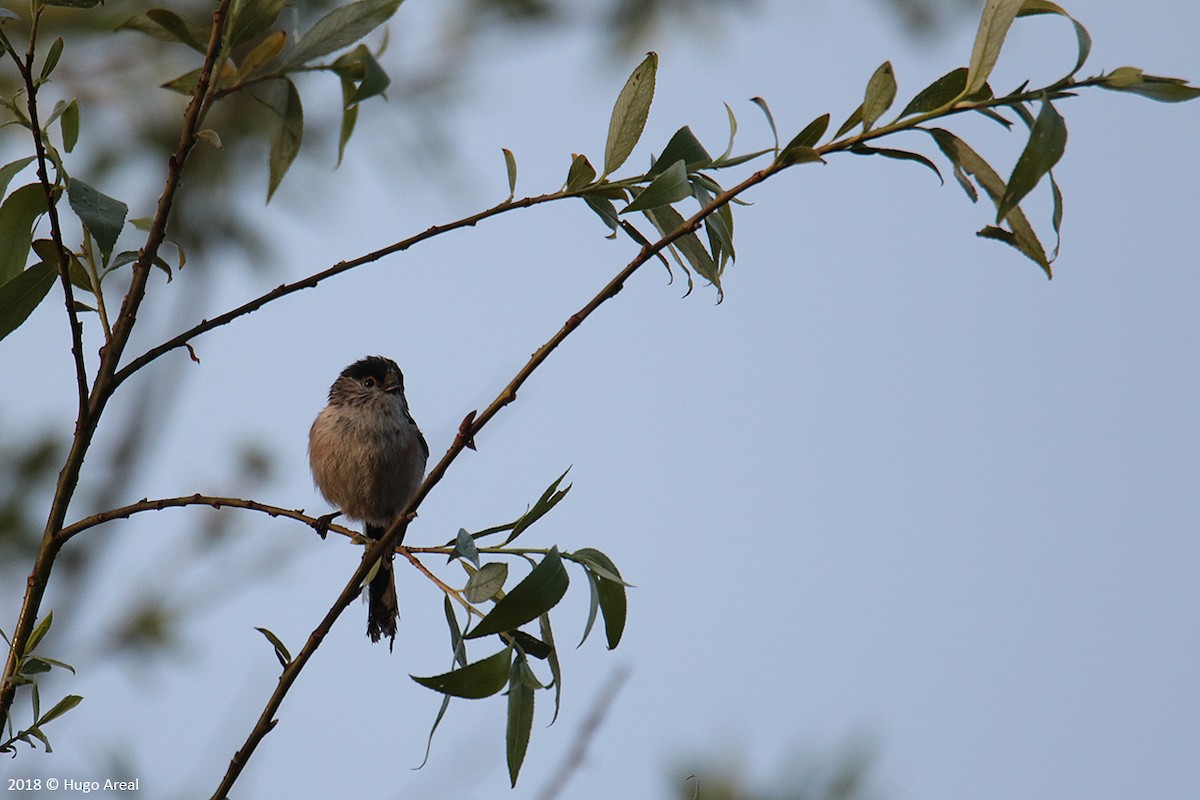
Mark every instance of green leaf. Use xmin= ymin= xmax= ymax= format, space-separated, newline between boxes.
xmin=0 ymin=157 xmax=35 ymax=199
xmin=36 ymin=694 xmax=81 ymax=725
xmin=465 ymin=549 xmax=569 ymax=640
xmin=965 ymin=0 xmax=1024 ymax=97
xmin=145 ymin=8 xmax=210 ymax=53
xmin=1099 ymin=68 xmax=1200 ymax=103
xmin=24 ymin=610 xmax=53 ymax=656
xmin=603 ymin=52 xmax=657 ymax=175
xmin=237 ymin=29 xmax=287 ymax=80
xmin=1017 ymin=0 xmax=1091 ymax=78
xmin=450 ymin=527 xmax=480 ymax=567
xmin=643 ymin=204 xmax=722 ymax=301
xmin=336 ymin=77 xmax=358 ymax=167
xmin=849 ymin=144 xmax=943 ymax=183
xmin=60 ymin=99 xmax=79 ymax=153
xmin=506 ymin=654 xmax=537 ymax=787
xmin=502 ymin=148 xmax=517 ymax=199
xmin=411 ymin=646 xmax=512 ymax=698
xmin=283 ymin=0 xmax=404 ymax=69
xmin=67 ymin=178 xmax=127 ymax=266
xmin=0 ymin=183 xmax=48 ymax=284
xmin=254 ymin=626 xmax=292 ymax=667
xmin=861 ymin=61 xmax=897 ymax=131
xmin=621 ymin=160 xmax=690 ymax=214
xmin=502 ymin=468 xmax=572 ymax=546
xmin=1048 ymin=170 xmax=1064 ymax=261
xmin=718 ymin=101 xmax=738 ymax=161
xmin=464 ymin=562 xmax=509 ymax=603
xmin=230 ymin=0 xmax=286 ymax=47
xmin=900 ymin=67 xmax=968 ymax=118
xmin=39 ymin=37 xmax=64 ymax=83
xmin=650 ymin=126 xmax=711 ymax=175
xmin=32 ymin=239 xmax=89 ymax=292
xmin=260 ymin=79 xmax=304 ymax=200
xmin=582 ymin=194 xmax=619 ymax=236
xmin=572 ymin=548 xmax=628 ymax=649
xmin=0 ymin=263 xmax=55 ymax=341
xmin=780 ymin=113 xmax=830 ymax=162
xmin=834 ymin=103 xmax=863 ymax=139
xmin=997 ymin=99 xmax=1067 ymax=223
xmin=43 ymin=0 xmax=100 ymax=8
xmin=21 ymin=657 xmax=52 ymax=675
xmin=566 ymin=153 xmax=597 ymax=191
xmin=749 ymin=96 xmax=779 ymax=151
xmin=928 ymin=128 xmax=1051 ymax=277
xmin=444 ymin=595 xmax=466 ymax=668
xmin=539 ymin=613 xmax=562 ymax=723
xmin=349 ymin=47 xmax=391 ymax=103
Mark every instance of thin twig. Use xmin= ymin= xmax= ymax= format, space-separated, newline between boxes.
xmin=536 ymin=667 xmax=630 ymax=800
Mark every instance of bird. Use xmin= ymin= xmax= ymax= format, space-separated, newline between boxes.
xmin=308 ymin=356 xmax=429 ymax=648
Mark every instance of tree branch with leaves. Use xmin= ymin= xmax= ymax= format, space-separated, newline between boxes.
xmin=0 ymin=0 xmax=1194 ymax=792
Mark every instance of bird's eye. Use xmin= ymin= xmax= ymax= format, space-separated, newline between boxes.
xmin=363 ymin=376 xmax=377 ymax=388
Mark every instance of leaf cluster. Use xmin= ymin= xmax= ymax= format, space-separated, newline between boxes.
xmin=0 ymin=612 xmax=81 ymax=756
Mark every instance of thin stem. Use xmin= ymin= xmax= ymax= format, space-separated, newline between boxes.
xmin=81 ymin=228 xmax=112 ymax=340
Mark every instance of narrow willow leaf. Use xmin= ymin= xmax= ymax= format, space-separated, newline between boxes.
xmin=566 ymin=153 xmax=597 ymax=191
xmin=780 ymin=113 xmax=830 ymax=162
xmin=502 ymin=148 xmax=517 ymax=199
xmin=465 ymin=548 xmax=569 ymax=640
xmin=582 ymin=194 xmax=620 ymax=236
xmin=254 ymin=626 xmax=292 ymax=667
xmin=237 ymin=29 xmax=287 ymax=80
xmin=579 ymin=570 xmax=600 ymax=647
xmin=849 ymin=144 xmax=943 ymax=183
xmin=604 ymin=52 xmax=658 ymax=175
xmin=965 ymin=0 xmax=1024 ymax=96
xmin=749 ymin=96 xmax=779 ymax=151
xmin=0 ymin=157 xmax=36 ymax=200
xmin=284 ymin=0 xmax=404 ymax=68
xmin=718 ymin=101 xmax=738 ymax=161
xmin=900 ymin=67 xmax=968 ymax=118
xmin=464 ymin=562 xmax=509 ymax=603
xmin=145 ymin=8 xmax=210 ymax=53
xmin=1100 ymin=68 xmax=1200 ymax=102
xmin=411 ymin=646 xmax=512 ymax=698
xmin=336 ymin=74 xmax=358 ymax=167
xmin=506 ymin=655 xmax=536 ymax=787
xmin=444 ymin=595 xmax=467 ymax=668
xmin=861 ymin=61 xmax=897 ymax=131
xmin=929 ymin=128 xmax=1051 ymax=276
xmin=230 ymin=0 xmax=286 ymax=47
xmin=1017 ymin=0 xmax=1091 ymax=78
xmin=834 ymin=104 xmax=863 ymax=139
xmin=36 ymin=694 xmax=82 ymax=725
xmin=0 ymin=184 xmax=48 ymax=284
xmin=60 ymin=100 xmax=79 ymax=153
xmin=582 ymin=556 xmax=627 ymax=650
xmin=418 ymin=692 xmax=453 ymax=768
xmin=690 ymin=178 xmax=735 ymax=269
xmin=39 ymin=37 xmax=64 ymax=83
xmin=621 ymin=160 xmax=690 ymax=214
xmin=643 ymin=204 xmax=722 ymax=301
xmin=503 ymin=468 xmax=572 ymax=545
xmin=33 ymin=240 xmax=90 ymax=292
xmin=24 ymin=611 xmax=54 ymax=656
xmin=67 ymin=178 xmax=127 ymax=266
xmin=997 ymin=99 xmax=1066 ymax=223
xmin=260 ymin=79 xmax=304 ymax=200
xmin=650 ymin=126 xmax=711 ymax=175
xmin=1049 ymin=170 xmax=1064 ymax=261
xmin=539 ymin=613 xmax=562 ymax=723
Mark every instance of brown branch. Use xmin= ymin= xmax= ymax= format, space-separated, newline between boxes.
xmin=0 ymin=0 xmax=236 ymax=731
xmin=210 ymin=157 xmax=786 ymax=799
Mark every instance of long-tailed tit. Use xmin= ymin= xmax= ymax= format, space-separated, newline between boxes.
xmin=308 ymin=356 xmax=429 ymax=648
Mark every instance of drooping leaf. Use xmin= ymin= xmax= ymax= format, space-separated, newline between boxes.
xmin=643 ymin=204 xmax=722 ymax=301
xmin=997 ymin=99 xmax=1067 ymax=223
xmin=861 ymin=61 xmax=897 ymax=131
xmin=900 ymin=67 xmax=969 ymax=118
xmin=621 ymin=160 xmax=690 ymax=213
xmin=582 ymin=194 xmax=620 ymax=236
xmin=444 ymin=595 xmax=467 ymax=668
xmin=506 ymin=655 xmax=537 ymax=786
xmin=848 ymin=144 xmax=943 ymax=183
xmin=604 ymin=52 xmax=657 ymax=175
xmin=1048 ymin=170 xmax=1064 ymax=261
xmin=464 ymin=562 xmax=509 ymax=603
xmin=450 ymin=527 xmax=480 ymax=567
xmin=649 ymin=126 xmax=711 ymax=175
xmin=411 ymin=646 xmax=512 ymax=698
xmin=573 ymin=549 xmax=627 ymax=649
xmin=349 ymin=47 xmax=391 ymax=103
xmin=465 ymin=549 xmax=569 ymax=640
xmin=283 ymin=0 xmax=404 ymax=68
xmin=0 ymin=184 xmax=48 ymax=284
xmin=718 ymin=101 xmax=738 ymax=161
xmin=67 ymin=178 xmax=127 ymax=266
xmin=259 ymin=79 xmax=304 ymax=200
xmin=965 ymin=0 xmax=1024 ymax=96
xmin=749 ymin=96 xmax=779 ymax=151
xmin=1017 ymin=0 xmax=1091 ymax=79
xmin=539 ymin=613 xmax=562 ymax=723
xmin=254 ymin=626 xmax=292 ymax=667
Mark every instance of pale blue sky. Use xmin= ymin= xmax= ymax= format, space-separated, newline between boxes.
xmin=3 ymin=1 xmax=1198 ymax=798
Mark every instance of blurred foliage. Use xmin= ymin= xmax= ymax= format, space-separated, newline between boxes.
xmin=673 ymin=740 xmax=880 ymax=800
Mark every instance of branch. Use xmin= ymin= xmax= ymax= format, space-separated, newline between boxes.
xmin=536 ymin=667 xmax=630 ymax=800
xmin=0 ymin=0 xmax=236 ymax=732
xmin=209 ymin=157 xmax=786 ymax=799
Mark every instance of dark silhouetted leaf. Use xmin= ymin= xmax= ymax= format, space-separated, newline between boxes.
xmin=998 ymin=99 xmax=1066 ymax=223
xmin=0 ymin=184 xmax=48 ymax=284
xmin=650 ymin=126 xmax=711 ymax=174
xmin=259 ymin=79 xmax=304 ymax=200
xmin=67 ymin=178 xmax=127 ymax=266
xmin=254 ymin=626 xmax=292 ymax=667
xmin=849 ymin=144 xmax=943 ymax=183
xmin=566 ymin=153 xmax=597 ymax=191
xmin=506 ymin=655 xmax=537 ymax=786
xmin=900 ymin=67 xmax=968 ymax=118
xmin=411 ymin=646 xmax=512 ymax=698
xmin=622 ymin=160 xmax=690 ymax=213
xmin=465 ymin=549 xmax=569 ymax=640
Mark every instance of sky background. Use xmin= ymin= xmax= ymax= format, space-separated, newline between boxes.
xmin=2 ymin=0 xmax=1198 ymax=798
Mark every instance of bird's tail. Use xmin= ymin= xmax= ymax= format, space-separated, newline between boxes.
xmin=365 ymin=523 xmax=399 ymax=650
